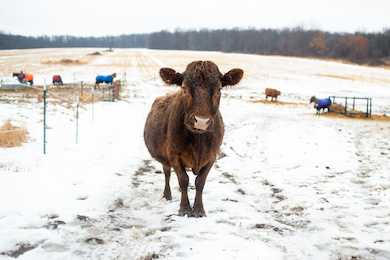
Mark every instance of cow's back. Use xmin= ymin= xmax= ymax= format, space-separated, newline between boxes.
xmin=266 ymin=88 xmax=277 ymax=97
xmin=96 ymin=75 xmax=111 ymax=82
xmin=25 ymin=74 xmax=33 ymax=81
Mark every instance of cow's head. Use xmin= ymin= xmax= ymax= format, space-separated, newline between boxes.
xmin=160 ymin=61 xmax=243 ymax=133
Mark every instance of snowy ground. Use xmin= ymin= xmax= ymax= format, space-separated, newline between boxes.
xmin=0 ymin=49 xmax=390 ymax=259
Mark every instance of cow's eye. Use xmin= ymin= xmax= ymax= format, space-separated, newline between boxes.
xmin=182 ymin=87 xmax=188 ymax=95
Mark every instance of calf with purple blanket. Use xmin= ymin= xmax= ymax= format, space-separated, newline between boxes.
xmin=310 ymin=96 xmax=332 ymax=114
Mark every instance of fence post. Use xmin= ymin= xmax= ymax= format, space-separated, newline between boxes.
xmin=102 ymin=84 xmax=105 ymax=109
xmin=43 ymin=79 xmax=47 ymax=154
xmin=344 ymin=97 xmax=348 ymax=115
xmin=81 ymin=81 xmax=83 ymax=97
xmin=76 ymin=96 xmax=79 ymax=143
xmin=370 ymin=98 xmax=372 ymax=117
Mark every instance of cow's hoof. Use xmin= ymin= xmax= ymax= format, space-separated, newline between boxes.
xmin=178 ymin=208 xmax=193 ymax=217
xmin=193 ymin=208 xmax=206 ymax=218
xmin=163 ymin=193 xmax=172 ymax=201
xmin=193 ymin=211 xmax=207 ymax=218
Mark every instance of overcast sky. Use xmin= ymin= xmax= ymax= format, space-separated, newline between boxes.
xmin=0 ymin=0 xmax=388 ymax=37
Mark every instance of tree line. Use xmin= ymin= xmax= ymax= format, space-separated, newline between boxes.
xmin=1 ymin=28 xmax=389 ymax=64
xmin=146 ymin=28 xmax=390 ymax=64
xmin=0 ymin=34 xmax=146 ymax=49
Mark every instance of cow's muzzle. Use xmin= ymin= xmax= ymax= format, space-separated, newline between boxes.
xmin=193 ymin=116 xmax=211 ymax=131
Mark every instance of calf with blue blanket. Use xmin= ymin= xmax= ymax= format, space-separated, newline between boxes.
xmin=95 ymin=73 xmax=116 ymax=89
xmin=310 ymin=96 xmax=332 ymax=114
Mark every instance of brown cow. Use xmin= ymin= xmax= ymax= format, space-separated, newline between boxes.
xmin=265 ymin=88 xmax=281 ymax=101
xmin=144 ymin=61 xmax=244 ymax=217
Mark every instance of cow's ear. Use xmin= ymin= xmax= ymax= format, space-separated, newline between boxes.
xmin=221 ymin=69 xmax=244 ymax=87
xmin=159 ymin=68 xmax=183 ymax=86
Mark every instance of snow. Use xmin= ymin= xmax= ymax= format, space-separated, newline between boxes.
xmin=0 ymin=48 xmax=390 ymax=259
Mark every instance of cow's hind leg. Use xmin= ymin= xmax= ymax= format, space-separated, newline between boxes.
xmin=163 ymin=164 xmax=172 ymax=200
xmin=193 ymin=162 xmax=213 ymax=218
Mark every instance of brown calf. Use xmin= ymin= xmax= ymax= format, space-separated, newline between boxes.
xmin=144 ymin=61 xmax=244 ymax=217
xmin=265 ymin=88 xmax=281 ymax=101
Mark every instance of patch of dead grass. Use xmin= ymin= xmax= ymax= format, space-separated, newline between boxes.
xmin=43 ymin=59 xmax=87 ymax=65
xmin=0 ymin=119 xmax=30 ymax=148
xmin=248 ymin=99 xmax=308 ymax=107
xmin=321 ymin=112 xmax=390 ymax=122
xmin=250 ymin=99 xmax=390 ymax=122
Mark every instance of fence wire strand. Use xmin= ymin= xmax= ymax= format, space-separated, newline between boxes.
xmin=0 ymin=129 xmax=26 ymax=133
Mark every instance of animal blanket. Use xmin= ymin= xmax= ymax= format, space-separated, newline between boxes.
xmin=317 ymin=98 xmax=332 ymax=108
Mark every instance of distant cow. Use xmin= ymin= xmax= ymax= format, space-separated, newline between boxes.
xmin=95 ymin=73 xmax=116 ymax=89
xmin=52 ymin=75 xmax=63 ymax=86
xmin=265 ymin=88 xmax=281 ymax=101
xmin=310 ymin=96 xmax=332 ymax=114
xmin=13 ymin=72 xmax=26 ymax=84
xmin=24 ymin=73 xmax=34 ymax=86
xmin=144 ymin=61 xmax=244 ymax=217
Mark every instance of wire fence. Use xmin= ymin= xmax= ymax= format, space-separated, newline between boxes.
xmin=1 ymin=80 xmax=123 ymax=153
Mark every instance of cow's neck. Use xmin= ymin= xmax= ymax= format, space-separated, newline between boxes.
xmin=187 ymin=131 xmax=209 ymax=174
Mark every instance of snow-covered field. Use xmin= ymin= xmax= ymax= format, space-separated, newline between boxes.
xmin=0 ymin=48 xmax=390 ymax=260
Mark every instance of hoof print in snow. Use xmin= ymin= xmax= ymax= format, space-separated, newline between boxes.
xmin=0 ymin=243 xmax=38 ymax=258
xmin=272 ymin=188 xmax=282 ymax=194
xmin=290 ymin=206 xmax=305 ymax=213
xmin=318 ymin=197 xmax=329 ymax=203
xmin=143 ymin=252 xmax=161 ymax=260
xmin=115 ymin=198 xmax=124 ymax=208
xmin=255 ymin=224 xmax=282 ymax=234
xmin=85 ymin=237 xmax=104 ymax=244
xmin=222 ymin=172 xmax=237 ymax=183
xmin=77 ymin=215 xmax=90 ymax=221
xmin=43 ymin=220 xmax=66 ymax=229
xmin=262 ymin=180 xmax=273 ymax=186
xmin=160 ymin=226 xmax=172 ymax=232
xmin=237 ymin=188 xmax=246 ymax=195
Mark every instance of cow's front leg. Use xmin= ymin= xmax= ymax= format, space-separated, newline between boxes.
xmin=173 ymin=165 xmax=192 ymax=217
xmin=193 ymin=162 xmax=213 ymax=218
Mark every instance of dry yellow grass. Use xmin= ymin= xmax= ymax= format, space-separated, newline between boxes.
xmin=42 ymin=59 xmax=87 ymax=65
xmin=0 ymin=119 xmax=30 ymax=148
xmin=248 ymin=99 xmax=308 ymax=106
xmin=321 ymin=112 xmax=390 ymax=122
xmin=250 ymin=99 xmax=390 ymax=122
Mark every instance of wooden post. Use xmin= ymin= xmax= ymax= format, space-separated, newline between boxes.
xmin=344 ymin=97 xmax=348 ymax=115
xmin=370 ymin=98 xmax=372 ymax=117
xmin=80 ymin=81 xmax=83 ymax=97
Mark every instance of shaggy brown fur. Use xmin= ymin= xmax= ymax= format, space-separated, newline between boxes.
xmin=144 ymin=61 xmax=243 ymax=217
xmin=265 ymin=88 xmax=281 ymax=101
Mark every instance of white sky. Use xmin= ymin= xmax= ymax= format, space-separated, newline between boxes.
xmin=0 ymin=0 xmax=389 ymax=37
